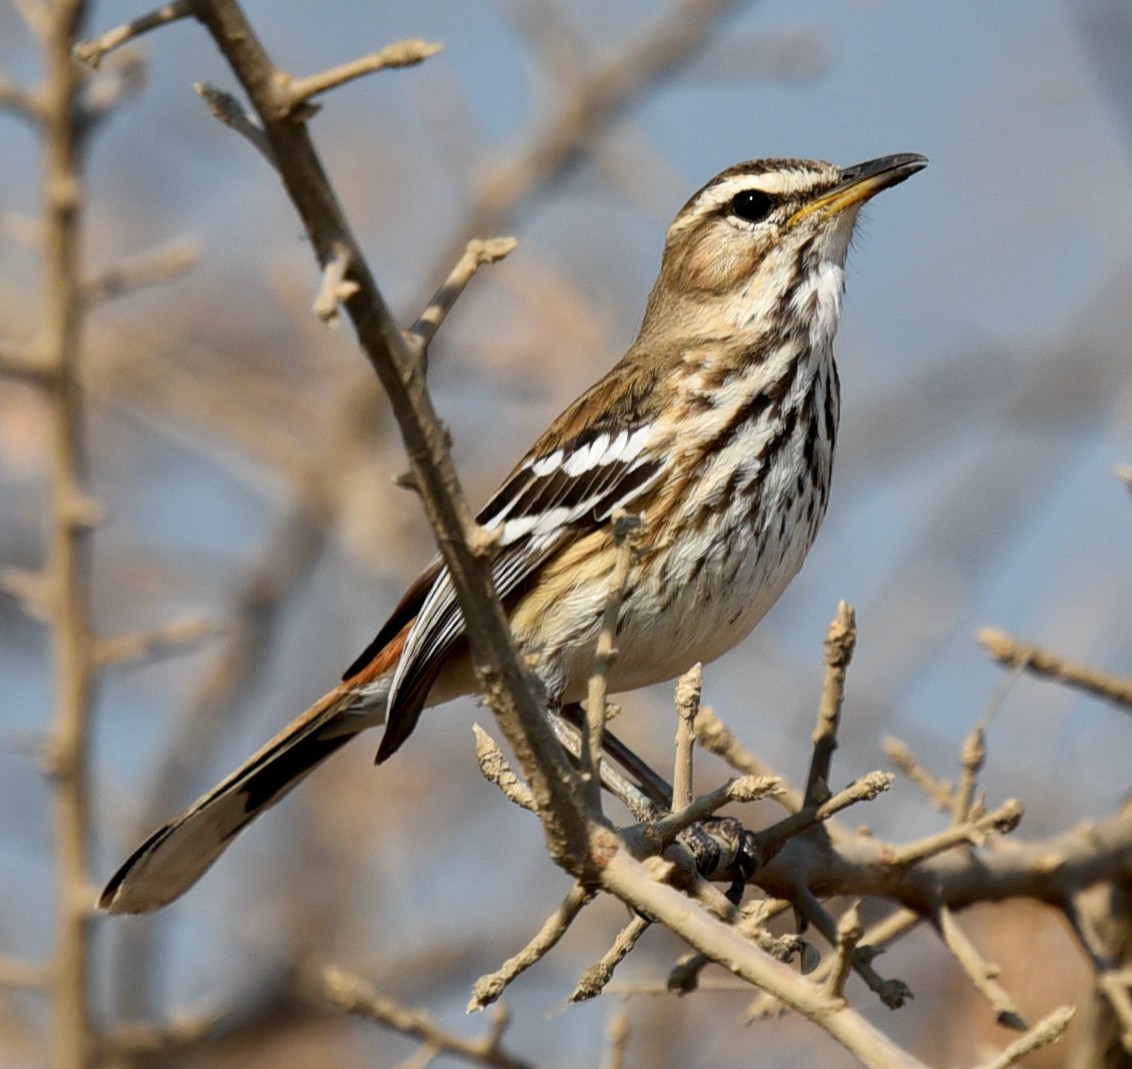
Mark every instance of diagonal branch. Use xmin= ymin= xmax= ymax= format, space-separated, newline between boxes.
xmin=282 ymin=39 xmax=443 ymax=112
xmin=186 ymin=0 xmax=594 ymax=870
xmin=978 ymin=627 xmax=1132 ymax=712
xmin=323 ymin=966 xmax=540 ymax=1069
xmin=72 ymin=1 xmax=193 ymax=67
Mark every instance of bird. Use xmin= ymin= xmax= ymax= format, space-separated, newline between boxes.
xmin=100 ymin=153 xmax=926 ymax=914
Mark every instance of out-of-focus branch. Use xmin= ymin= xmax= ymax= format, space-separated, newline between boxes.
xmin=0 ymin=74 xmax=43 ymax=124
xmin=602 ymin=1010 xmax=631 ymax=1069
xmin=1064 ymin=874 xmax=1132 ymax=1067
xmin=693 ymin=706 xmax=805 ymax=814
xmin=0 ymin=342 xmax=55 ymax=386
xmin=112 ymin=480 xmax=334 ymax=1017
xmin=973 ymin=1006 xmax=1075 ymax=1069
xmin=884 ymin=736 xmax=956 ymax=813
xmin=72 ymin=1 xmax=192 ymax=67
xmin=323 ymin=966 xmax=539 ymax=1069
xmin=83 ymin=239 xmax=200 ymax=304
xmin=32 ymin=3 xmax=100 ymax=1069
xmin=445 ymin=0 xmax=755 ymax=269
xmin=935 ymin=903 xmax=1024 ymax=1029
xmin=93 ymin=613 xmax=220 ymax=670
xmin=978 ymin=627 xmax=1132 ymax=712
xmin=0 ymin=955 xmax=48 ymax=990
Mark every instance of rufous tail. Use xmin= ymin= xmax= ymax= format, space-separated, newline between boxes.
xmin=99 ymin=679 xmax=387 ymax=914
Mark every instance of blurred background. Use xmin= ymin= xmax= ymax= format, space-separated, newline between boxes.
xmin=1 ymin=0 xmax=1130 ymax=1065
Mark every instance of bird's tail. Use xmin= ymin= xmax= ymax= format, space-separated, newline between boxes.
xmin=99 ymin=678 xmax=389 ymax=914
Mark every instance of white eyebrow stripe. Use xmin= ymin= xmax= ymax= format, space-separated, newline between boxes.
xmin=679 ymin=167 xmax=839 ymax=227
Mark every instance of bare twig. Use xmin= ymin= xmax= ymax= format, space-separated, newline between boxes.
xmin=804 ymin=601 xmax=856 ymax=806
xmin=193 ymin=81 xmax=276 ymax=166
xmin=581 ymin=511 xmax=639 ymax=811
xmin=570 ymin=915 xmax=651 ymax=1002
xmin=935 ymin=904 xmax=1025 ymax=1029
xmin=311 ymin=242 xmax=359 ymax=326
xmin=407 ymin=237 xmax=518 ymax=356
xmin=973 ymin=1005 xmax=1075 ymax=1069
xmin=323 ymin=966 xmax=538 ymax=1069
xmin=282 ymin=39 xmax=443 ymax=112
xmin=78 ymin=49 xmax=145 ymax=130
xmin=0 ymin=74 xmax=42 ymax=124
xmin=752 ymin=771 xmax=893 ymax=861
xmin=469 ymin=883 xmax=592 ymax=1011
xmin=0 ymin=342 xmax=55 ymax=386
xmin=102 ymin=1011 xmax=223 ymax=1058
xmin=1 ymin=565 xmax=54 ymax=621
xmin=93 ymin=613 xmax=220 ymax=670
xmin=884 ymin=800 xmax=1022 ymax=867
xmin=884 ymin=736 xmax=955 ymax=813
xmin=693 ymin=706 xmax=804 ymax=814
xmin=31 ymin=3 xmax=102 ymax=1067
xmin=473 ymin=723 xmax=535 ymax=812
xmin=978 ymin=627 xmax=1132 ymax=712
xmin=750 ymin=906 xmax=921 ymax=1020
xmin=1064 ymin=883 xmax=1132 ymax=1059
xmin=602 ymin=1009 xmax=631 ymax=1069
xmin=1095 ymin=968 xmax=1132 ymax=1054
xmin=952 ymin=724 xmax=986 ymax=826
xmin=824 ymin=901 xmax=863 ymax=1003
xmin=672 ymin=663 xmax=702 ymax=810
xmin=641 ymin=774 xmax=779 ymax=849
xmin=73 ymin=2 xmax=193 ymax=67
xmin=13 ymin=0 xmax=50 ymax=43
xmin=83 ymin=239 xmax=200 ymax=303
xmin=792 ymin=889 xmax=912 ymax=1011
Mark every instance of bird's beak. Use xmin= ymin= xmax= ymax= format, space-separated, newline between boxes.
xmin=790 ymin=153 xmax=928 ymax=225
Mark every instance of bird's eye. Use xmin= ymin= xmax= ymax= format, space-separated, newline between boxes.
xmin=729 ymin=189 xmax=773 ymax=224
